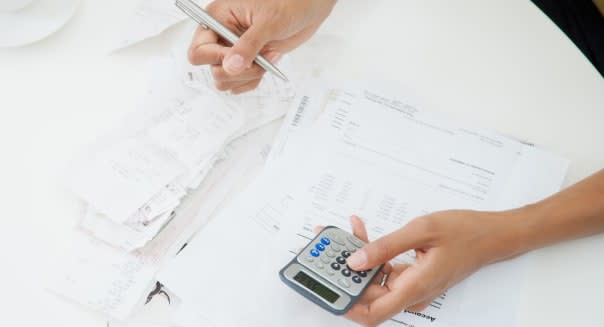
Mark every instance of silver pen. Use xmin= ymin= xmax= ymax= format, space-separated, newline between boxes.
xmin=175 ymin=0 xmax=289 ymax=82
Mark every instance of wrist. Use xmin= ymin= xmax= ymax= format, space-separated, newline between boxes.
xmin=480 ymin=206 xmax=540 ymax=265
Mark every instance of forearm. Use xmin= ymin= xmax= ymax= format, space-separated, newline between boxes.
xmin=491 ymin=169 xmax=604 ymax=262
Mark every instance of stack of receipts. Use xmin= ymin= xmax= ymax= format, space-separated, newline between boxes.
xmin=51 ymin=53 xmax=294 ymax=321
xmin=158 ymin=80 xmax=569 ymax=327
xmin=70 ymin=55 xmax=294 ymax=253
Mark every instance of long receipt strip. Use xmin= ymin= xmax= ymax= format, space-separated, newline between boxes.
xmin=159 ymin=80 xmax=569 ymax=327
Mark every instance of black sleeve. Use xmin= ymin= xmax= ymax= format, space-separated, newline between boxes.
xmin=532 ymin=0 xmax=604 ymax=78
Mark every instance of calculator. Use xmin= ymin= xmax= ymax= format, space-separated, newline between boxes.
xmin=279 ymin=226 xmax=384 ymax=315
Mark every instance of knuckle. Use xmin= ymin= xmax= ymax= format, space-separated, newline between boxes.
xmin=233 ymin=82 xmax=259 ymax=94
xmin=409 ymin=215 xmax=438 ymax=234
xmin=364 ymin=317 xmax=379 ymax=327
xmin=372 ymin=239 xmax=395 ymax=263
xmin=187 ymin=47 xmax=200 ymax=65
xmin=211 ymin=66 xmax=226 ymax=80
xmin=214 ymin=81 xmax=230 ymax=91
xmin=244 ymin=37 xmax=264 ymax=53
xmin=250 ymin=78 xmax=262 ymax=88
xmin=204 ymin=1 xmax=219 ymax=14
xmin=251 ymin=65 xmax=266 ymax=76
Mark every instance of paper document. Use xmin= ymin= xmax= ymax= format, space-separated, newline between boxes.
xmin=159 ymin=80 xmax=568 ymax=327
xmin=113 ymin=0 xmax=189 ymax=51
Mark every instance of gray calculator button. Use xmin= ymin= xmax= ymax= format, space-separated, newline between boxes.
xmin=331 ymin=244 xmax=342 ymax=251
xmin=320 ymin=256 xmax=331 ymax=264
xmin=333 ymin=235 xmax=346 ymax=245
xmin=346 ymin=243 xmax=357 ymax=252
xmin=315 ymin=262 xmax=325 ymax=270
xmin=304 ymin=256 xmax=314 ymax=263
xmin=352 ymin=275 xmax=362 ymax=284
xmin=347 ymin=235 xmax=365 ymax=248
xmin=325 ymin=250 xmax=336 ymax=258
xmin=326 ymin=269 xmax=335 ymax=276
xmin=337 ymin=278 xmax=351 ymax=288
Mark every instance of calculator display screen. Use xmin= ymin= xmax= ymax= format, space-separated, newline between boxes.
xmin=294 ymin=271 xmax=339 ymax=303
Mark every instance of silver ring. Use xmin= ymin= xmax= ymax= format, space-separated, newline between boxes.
xmin=379 ymin=273 xmax=389 ymax=287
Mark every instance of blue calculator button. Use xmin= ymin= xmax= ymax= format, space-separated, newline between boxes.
xmin=310 ymin=249 xmax=320 ymax=257
xmin=320 ymin=237 xmax=331 ymax=245
xmin=315 ymin=243 xmax=326 ymax=251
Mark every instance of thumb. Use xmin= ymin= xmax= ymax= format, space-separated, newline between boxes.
xmin=223 ymin=22 xmax=275 ymax=75
xmin=347 ymin=221 xmax=427 ymax=271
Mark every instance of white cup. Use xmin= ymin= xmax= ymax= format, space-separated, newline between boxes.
xmin=0 ymin=0 xmax=37 ymax=12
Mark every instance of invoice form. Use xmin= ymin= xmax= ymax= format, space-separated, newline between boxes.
xmin=159 ymin=81 xmax=568 ymax=327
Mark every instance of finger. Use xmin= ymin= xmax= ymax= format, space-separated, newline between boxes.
xmin=231 ymin=79 xmax=262 ymax=94
xmin=390 ymin=263 xmax=412 ymax=275
xmin=350 ymin=215 xmax=369 ymax=243
xmin=211 ymin=64 xmax=265 ymax=83
xmin=188 ymin=27 xmax=229 ymax=65
xmin=348 ymin=269 xmax=428 ymax=327
xmin=407 ymin=299 xmax=432 ymax=313
xmin=355 ymin=284 xmax=389 ymax=306
xmin=381 ymin=262 xmax=393 ymax=275
xmin=354 ymin=263 xmax=401 ymax=307
xmin=345 ymin=264 xmax=409 ymax=326
xmin=223 ymin=22 xmax=275 ymax=75
xmin=214 ymin=80 xmax=248 ymax=92
xmin=347 ymin=219 xmax=431 ymax=271
xmin=372 ymin=262 xmax=404 ymax=290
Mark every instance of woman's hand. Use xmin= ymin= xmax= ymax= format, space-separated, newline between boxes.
xmin=188 ymin=0 xmax=336 ymax=94
xmin=338 ymin=210 xmax=521 ymax=327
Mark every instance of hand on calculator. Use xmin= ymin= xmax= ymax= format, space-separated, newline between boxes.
xmin=330 ymin=211 xmax=510 ymax=327
xmin=285 ymin=208 xmax=519 ymax=327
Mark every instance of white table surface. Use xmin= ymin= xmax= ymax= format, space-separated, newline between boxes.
xmin=2 ymin=0 xmax=603 ymax=326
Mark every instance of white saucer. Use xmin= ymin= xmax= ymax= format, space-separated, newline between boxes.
xmin=0 ymin=0 xmax=79 ymax=48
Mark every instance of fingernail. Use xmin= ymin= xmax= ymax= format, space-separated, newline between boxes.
xmin=347 ymin=250 xmax=367 ymax=269
xmin=224 ymin=54 xmax=244 ymax=73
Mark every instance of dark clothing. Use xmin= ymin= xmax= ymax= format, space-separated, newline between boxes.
xmin=532 ymin=0 xmax=604 ymax=77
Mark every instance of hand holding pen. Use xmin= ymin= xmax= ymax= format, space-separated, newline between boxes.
xmin=180 ymin=0 xmax=337 ymax=94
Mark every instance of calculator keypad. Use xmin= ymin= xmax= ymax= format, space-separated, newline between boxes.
xmin=297 ymin=228 xmax=375 ymax=295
